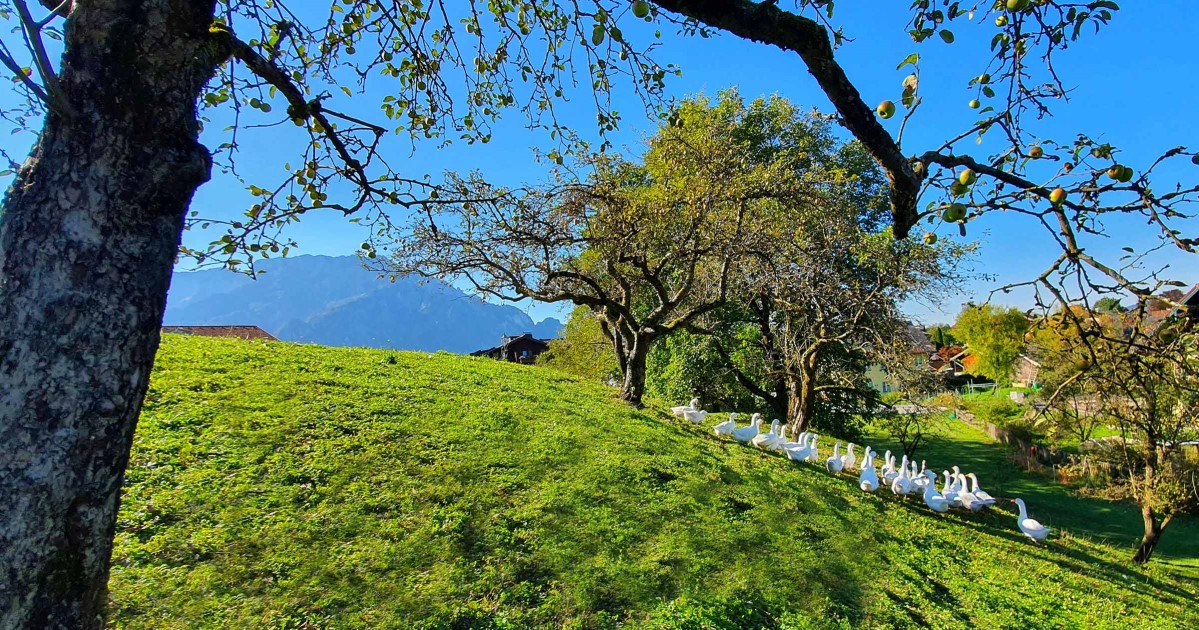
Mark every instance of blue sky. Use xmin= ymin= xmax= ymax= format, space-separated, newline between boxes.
xmin=2 ymin=2 xmax=1196 ymax=326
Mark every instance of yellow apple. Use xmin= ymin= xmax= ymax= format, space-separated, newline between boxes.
xmin=1029 ymin=146 xmax=1044 ymax=159
xmin=876 ymin=100 xmax=896 ymax=119
xmin=1049 ymin=187 xmax=1067 ymax=205
xmin=995 ymin=15 xmax=1009 ymax=26
xmin=968 ymin=99 xmax=981 ymax=109
xmin=924 ymin=232 xmax=938 ymax=245
xmin=959 ymin=169 xmax=977 ymax=185
xmin=1007 ymin=0 xmax=1030 ymax=11
xmin=632 ymin=1 xmax=651 ymax=19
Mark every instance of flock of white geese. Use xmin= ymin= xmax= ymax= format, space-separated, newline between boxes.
xmin=672 ymin=400 xmax=1051 ymax=543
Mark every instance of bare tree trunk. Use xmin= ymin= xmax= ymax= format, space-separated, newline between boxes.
xmin=0 ymin=2 xmax=221 ymax=628
xmin=619 ymin=334 xmax=651 ymax=407
xmin=786 ymin=370 xmax=816 ymax=435
xmin=1131 ymin=505 xmax=1163 ymax=564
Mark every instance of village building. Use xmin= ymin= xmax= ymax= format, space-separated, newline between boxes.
xmin=470 ymin=333 xmax=552 ymax=365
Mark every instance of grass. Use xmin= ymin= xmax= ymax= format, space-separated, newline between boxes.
xmin=862 ymin=418 xmax=1199 ymax=575
xmin=110 ymin=334 xmax=1199 ymax=628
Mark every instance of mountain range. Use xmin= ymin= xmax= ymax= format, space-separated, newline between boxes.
xmin=163 ymin=255 xmax=562 ymax=353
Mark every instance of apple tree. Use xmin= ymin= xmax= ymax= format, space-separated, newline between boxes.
xmin=1047 ymin=308 xmax=1199 ymax=563
xmin=0 ymin=1 xmax=681 ymax=625
xmin=653 ymin=0 xmax=1197 ymax=314
xmin=385 ymin=92 xmax=807 ymax=406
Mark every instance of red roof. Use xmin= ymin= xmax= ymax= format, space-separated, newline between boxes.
xmin=162 ymin=326 xmax=277 ymax=341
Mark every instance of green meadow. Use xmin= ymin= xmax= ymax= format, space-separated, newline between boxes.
xmin=109 ymin=335 xmax=1199 ymax=628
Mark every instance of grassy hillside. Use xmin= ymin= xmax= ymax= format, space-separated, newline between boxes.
xmin=111 ymin=335 xmax=1199 ymax=628
xmin=862 ymin=416 xmax=1199 ymax=572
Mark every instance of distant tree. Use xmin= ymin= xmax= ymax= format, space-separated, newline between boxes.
xmin=953 ymin=305 xmax=1030 ymax=385
xmin=644 ymin=328 xmax=764 ymax=414
xmin=1028 ymin=308 xmax=1108 ymax=442
xmin=537 ymin=307 xmax=619 ymax=385
xmin=876 ymin=404 xmax=947 ymax=459
xmin=632 ymin=100 xmax=972 ymax=435
xmin=1094 ymin=297 xmax=1126 ymax=314
xmin=928 ymin=325 xmax=959 ymax=349
xmin=388 ymin=93 xmax=802 ymax=406
xmin=766 ymin=229 xmax=961 ymax=435
xmin=1065 ymin=312 xmax=1199 ymax=564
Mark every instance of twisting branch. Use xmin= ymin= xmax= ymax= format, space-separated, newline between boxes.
xmin=650 ymin=0 xmax=922 ymax=236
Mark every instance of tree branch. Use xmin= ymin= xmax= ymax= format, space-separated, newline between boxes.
xmin=652 ymin=0 xmax=922 ymax=236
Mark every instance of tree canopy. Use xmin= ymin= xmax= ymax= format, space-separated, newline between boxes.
xmin=953 ymin=303 xmax=1030 ymax=384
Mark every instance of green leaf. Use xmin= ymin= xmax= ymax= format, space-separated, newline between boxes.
xmin=939 ymin=30 xmax=955 ymax=44
xmin=896 ymin=53 xmax=920 ymax=70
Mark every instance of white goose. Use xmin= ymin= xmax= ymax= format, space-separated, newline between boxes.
xmin=967 ymin=473 xmax=997 ymax=506
xmin=957 ymin=474 xmax=986 ymax=511
xmin=781 ymin=429 xmax=808 ymax=451
xmin=840 ymin=443 xmax=857 ymax=472
xmin=826 ymin=442 xmax=844 ymax=473
xmin=671 ymin=398 xmax=699 ymax=416
xmin=911 ymin=460 xmax=929 ymax=491
xmin=712 ymin=412 xmax=739 ymax=437
xmin=1013 ymin=498 xmax=1052 ymax=542
xmin=804 ymin=434 xmax=822 ymax=463
xmin=683 ymin=408 xmax=709 ymax=425
xmin=784 ymin=434 xmax=813 ymax=462
xmin=941 ymin=471 xmax=962 ymax=507
xmin=732 ymin=415 xmax=762 ymax=444
xmin=921 ymin=470 xmax=950 ymax=512
xmin=887 ymin=455 xmax=908 ymax=488
xmin=891 ymin=456 xmax=913 ymax=495
xmin=880 ymin=450 xmax=894 ymax=477
xmin=859 ymin=449 xmax=880 ymax=492
xmin=752 ymin=419 xmax=785 ymax=451
xmin=882 ymin=455 xmax=900 ymax=485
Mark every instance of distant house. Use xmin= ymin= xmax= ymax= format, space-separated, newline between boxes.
xmin=162 ymin=325 xmax=277 ymax=341
xmin=1173 ymin=283 xmax=1199 ymax=324
xmin=1011 ymin=354 xmax=1041 ymax=388
xmin=929 ymin=344 xmax=969 ymax=377
xmin=866 ymin=324 xmax=936 ymax=393
xmin=470 ymin=333 xmax=552 ymax=365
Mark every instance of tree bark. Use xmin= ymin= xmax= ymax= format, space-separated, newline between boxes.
xmin=1131 ymin=453 xmax=1172 ymax=565
xmin=1132 ymin=504 xmax=1164 ymax=565
xmin=619 ymin=334 xmax=651 ymax=407
xmin=785 ymin=346 xmax=821 ymax=436
xmin=0 ymin=2 xmax=222 ymax=628
xmin=786 ymin=369 xmax=816 ymax=436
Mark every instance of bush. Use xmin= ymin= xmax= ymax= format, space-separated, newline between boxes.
xmin=965 ymin=396 xmax=1023 ymax=426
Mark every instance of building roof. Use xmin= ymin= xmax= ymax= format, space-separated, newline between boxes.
xmin=470 ymin=333 xmax=552 ymax=357
xmin=901 ymin=324 xmax=935 ymax=354
xmin=1172 ymin=283 xmax=1199 ymax=317
xmin=162 ymin=325 xmax=277 ymax=341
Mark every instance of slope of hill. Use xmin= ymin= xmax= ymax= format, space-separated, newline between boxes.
xmin=111 ymin=335 xmax=1199 ymax=629
xmin=164 ymin=255 xmax=561 ymax=353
